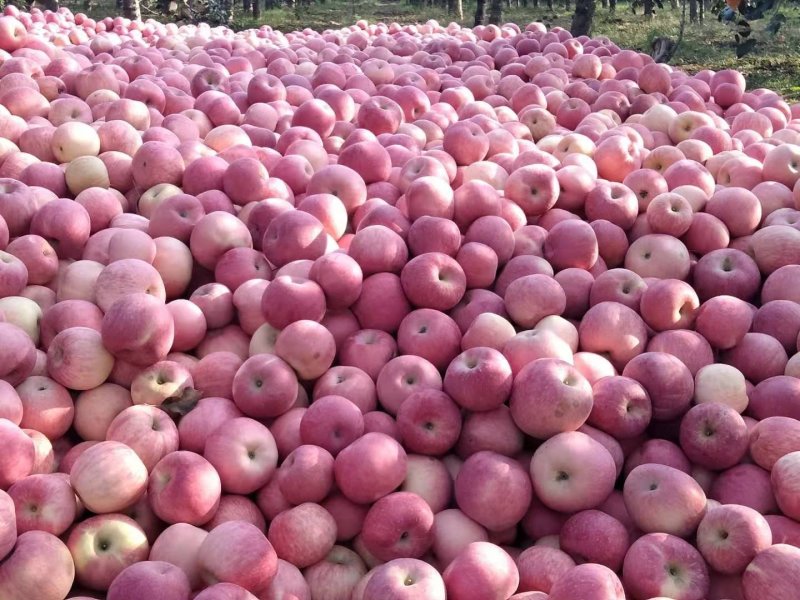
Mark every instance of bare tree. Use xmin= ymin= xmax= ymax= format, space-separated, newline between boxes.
xmin=474 ymin=0 xmax=486 ymax=25
xmin=571 ymin=0 xmax=595 ymax=35
xmin=122 ymin=0 xmax=141 ymax=19
xmin=488 ymin=0 xmax=503 ymax=24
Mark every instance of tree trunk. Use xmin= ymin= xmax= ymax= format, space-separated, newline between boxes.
xmin=122 ymin=0 xmax=140 ymax=19
xmin=488 ymin=0 xmax=502 ymax=24
xmin=570 ymin=0 xmax=595 ymax=36
xmin=454 ymin=0 xmax=463 ymax=19
xmin=689 ymin=0 xmax=697 ymax=21
xmin=473 ymin=0 xmax=486 ymax=25
xmin=564 ymin=0 xmax=570 ymax=11
xmin=609 ymin=0 xmax=615 ymax=11
xmin=644 ymin=0 xmax=653 ymax=18
xmin=698 ymin=0 xmax=703 ymax=20
xmin=600 ymin=0 xmax=607 ymax=8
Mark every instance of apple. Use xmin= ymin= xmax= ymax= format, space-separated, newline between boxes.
xmin=70 ymin=441 xmax=147 ymax=514
xmin=67 ymin=513 xmax=150 ymax=591
xmin=443 ymin=542 xmax=519 ymax=600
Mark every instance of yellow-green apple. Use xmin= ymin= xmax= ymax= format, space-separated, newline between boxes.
xmin=147 ymin=451 xmax=221 ymax=526
xmin=129 ymin=360 xmax=193 ymax=407
xmin=70 ymin=441 xmax=147 ymax=514
xmin=67 ymin=513 xmax=149 ymax=591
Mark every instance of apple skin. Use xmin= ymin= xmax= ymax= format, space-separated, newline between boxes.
xmin=443 ymin=542 xmax=519 ymax=600
xmin=771 ymin=451 xmax=800 ymax=521
xmin=0 ymin=488 xmax=15 ymax=560
xmin=8 ymin=472 xmax=78 ymax=536
xmin=147 ymin=450 xmax=222 ymax=526
xmin=530 ymin=431 xmax=617 ymax=513
xmin=742 ymin=544 xmax=800 ymax=600
xmin=67 ymin=513 xmax=150 ymax=592
xmin=559 ymin=510 xmax=630 ymax=572
xmin=203 ymin=417 xmax=278 ymax=495
xmin=69 ymin=441 xmax=148 ymax=515
xmin=623 ymin=463 xmax=707 ymax=538
xmin=548 ymin=563 xmax=626 ymax=600
xmin=510 ymin=358 xmax=593 ymax=439
xmin=334 ymin=432 xmax=408 ymax=505
xmin=268 ymin=502 xmax=337 ymax=569
xmin=363 ymin=558 xmax=446 ymax=600
xmin=149 ymin=523 xmax=208 ymax=591
xmin=696 ymin=504 xmax=772 ymax=575
xmin=106 ymin=560 xmax=192 ymax=600
xmin=455 ymin=450 xmax=532 ymax=533
xmin=749 ymin=416 xmax=800 ymax=470
xmin=304 ymin=545 xmax=367 ymax=600
xmin=360 ymin=491 xmax=434 ymax=562
xmin=678 ymin=402 xmax=749 ymax=470
xmin=198 ymin=521 xmax=278 ymax=593
xmin=0 ymin=530 xmax=75 ymax=600
xmin=623 ymin=533 xmax=710 ymax=600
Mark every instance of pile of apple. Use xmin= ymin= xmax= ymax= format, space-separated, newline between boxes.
xmin=1 ymin=4 xmax=800 ymax=600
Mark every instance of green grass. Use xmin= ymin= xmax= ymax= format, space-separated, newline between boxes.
xmin=66 ymin=0 xmax=800 ymax=99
